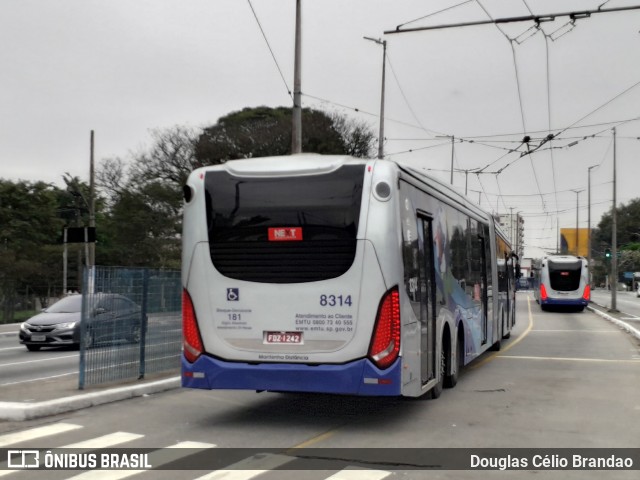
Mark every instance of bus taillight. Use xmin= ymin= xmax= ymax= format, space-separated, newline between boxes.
xmin=583 ymin=285 xmax=591 ymax=301
xmin=369 ymin=287 xmax=400 ymax=369
xmin=540 ymin=284 xmax=548 ymax=301
xmin=182 ymin=289 xmax=204 ymax=363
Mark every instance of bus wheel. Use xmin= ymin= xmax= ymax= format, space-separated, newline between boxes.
xmin=444 ymin=334 xmax=462 ymax=389
xmin=429 ymin=348 xmax=445 ymax=399
xmin=502 ymin=315 xmax=511 ymax=339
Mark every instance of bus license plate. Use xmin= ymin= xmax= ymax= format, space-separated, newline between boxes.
xmin=264 ymin=331 xmax=303 ymax=345
xmin=30 ymin=335 xmax=46 ymax=342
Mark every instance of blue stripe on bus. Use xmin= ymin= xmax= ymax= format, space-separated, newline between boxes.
xmin=540 ymin=298 xmax=588 ymax=306
xmin=182 ymin=355 xmax=402 ymax=396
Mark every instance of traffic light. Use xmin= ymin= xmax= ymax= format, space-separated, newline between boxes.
xmin=604 ymin=248 xmax=611 ymax=259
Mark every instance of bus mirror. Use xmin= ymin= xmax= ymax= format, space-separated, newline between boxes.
xmin=515 ymin=263 xmax=522 ymax=278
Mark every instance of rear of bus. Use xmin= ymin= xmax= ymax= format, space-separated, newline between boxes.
xmin=181 ymin=155 xmax=404 ymax=396
xmin=538 ymin=255 xmax=590 ymax=310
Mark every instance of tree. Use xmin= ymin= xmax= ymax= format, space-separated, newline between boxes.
xmin=0 ymin=180 xmax=65 ymax=321
xmin=593 ymin=198 xmax=640 ymax=251
xmin=95 ymin=126 xmax=195 ymax=269
xmin=92 ymin=109 xmax=376 ymax=270
xmin=592 ymin=198 xmax=640 ymax=280
xmin=195 ymin=106 xmax=376 ymax=164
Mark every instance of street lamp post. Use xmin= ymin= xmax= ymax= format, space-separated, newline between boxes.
xmin=363 ymin=36 xmax=387 ymax=159
xmin=587 ymin=165 xmax=598 ymax=286
xmin=571 ymin=189 xmax=584 ymax=256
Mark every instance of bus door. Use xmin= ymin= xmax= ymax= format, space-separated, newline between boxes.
xmin=417 ymin=214 xmax=437 ymax=385
xmin=479 ymin=234 xmax=489 ymax=345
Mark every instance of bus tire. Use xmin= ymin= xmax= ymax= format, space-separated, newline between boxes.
xmin=502 ymin=315 xmax=511 ymax=339
xmin=444 ymin=333 xmax=463 ymax=389
xmin=429 ymin=348 xmax=445 ymax=399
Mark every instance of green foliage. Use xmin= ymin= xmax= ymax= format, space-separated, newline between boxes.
xmin=195 ymin=106 xmax=376 ymax=164
xmin=0 ymin=180 xmax=65 ymax=321
xmin=592 ymin=198 xmax=640 ymax=279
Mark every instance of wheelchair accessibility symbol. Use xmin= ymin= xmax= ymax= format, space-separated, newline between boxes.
xmin=227 ymin=288 xmax=239 ymax=301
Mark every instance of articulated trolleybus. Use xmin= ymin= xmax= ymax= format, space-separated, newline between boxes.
xmin=181 ymin=154 xmax=517 ymax=398
xmin=533 ymin=255 xmax=590 ymax=311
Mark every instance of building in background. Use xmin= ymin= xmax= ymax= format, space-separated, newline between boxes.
xmin=560 ymin=228 xmax=590 ymax=257
xmin=498 ymin=212 xmax=524 ymax=259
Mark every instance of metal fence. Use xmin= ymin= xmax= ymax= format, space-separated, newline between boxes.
xmin=79 ymin=267 xmax=182 ymax=389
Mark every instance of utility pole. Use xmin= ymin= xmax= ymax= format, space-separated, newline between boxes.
xmin=610 ymin=127 xmax=618 ymax=312
xmin=89 ymin=131 xmax=95 ymax=268
xmin=450 ymin=136 xmax=454 ymax=185
xmin=364 ymin=37 xmax=386 ymax=159
xmin=587 ymin=164 xmax=598 ymax=286
xmin=88 ymin=130 xmax=96 ymax=294
xmin=291 ymin=0 xmax=302 ymax=154
xmin=435 ymin=135 xmax=455 ymax=185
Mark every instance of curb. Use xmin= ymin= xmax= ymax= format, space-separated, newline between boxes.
xmin=0 ymin=376 xmax=181 ymax=422
xmin=587 ymin=306 xmax=640 ymax=342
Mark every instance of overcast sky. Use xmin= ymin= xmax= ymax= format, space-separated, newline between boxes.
xmin=2 ymin=0 xmax=639 ymax=258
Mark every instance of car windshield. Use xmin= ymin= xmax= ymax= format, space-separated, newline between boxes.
xmin=46 ymin=295 xmax=83 ymax=313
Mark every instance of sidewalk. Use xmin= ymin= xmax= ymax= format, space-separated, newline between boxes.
xmin=586 ymin=302 xmax=640 ymax=342
xmin=0 ymin=370 xmax=180 ymax=422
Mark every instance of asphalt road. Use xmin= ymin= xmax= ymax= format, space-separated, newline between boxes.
xmin=1 ymin=292 xmax=639 ymax=479
xmin=591 ymin=289 xmax=640 ymax=321
xmin=0 ymin=321 xmax=180 ymax=391
xmin=0 ymin=329 xmax=79 ymax=389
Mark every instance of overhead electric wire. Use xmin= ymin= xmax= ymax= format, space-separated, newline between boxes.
xmin=301 ymin=92 xmax=437 ymax=134
xmin=455 ymin=117 xmax=640 ymax=140
xmin=396 ymin=0 xmax=475 ymax=30
xmin=247 ymin=0 xmax=292 ymax=100
xmin=385 ymin=141 xmax=451 ymax=157
xmin=554 ymin=77 xmax=640 ymax=139
xmin=386 ymin=52 xmax=445 ymax=136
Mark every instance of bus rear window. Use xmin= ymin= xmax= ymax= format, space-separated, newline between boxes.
xmin=548 ymin=260 xmax=582 ymax=292
xmin=204 ymin=164 xmax=365 ymax=283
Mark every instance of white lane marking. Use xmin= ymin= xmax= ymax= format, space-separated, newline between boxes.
xmin=0 ymin=432 xmax=144 ymax=478
xmin=0 ymin=423 xmax=82 ymax=447
xmin=0 ymin=347 xmax=26 ymax=352
xmin=0 ymin=371 xmax=76 ymax=387
xmin=326 ymin=469 xmax=393 ymax=480
xmin=194 ymin=453 xmax=297 ymax=480
xmin=63 ymin=432 xmax=145 ymax=449
xmin=529 ymin=329 xmax=619 ymax=333
xmin=498 ymin=355 xmax=640 ymax=364
xmin=0 ymin=354 xmax=78 ymax=368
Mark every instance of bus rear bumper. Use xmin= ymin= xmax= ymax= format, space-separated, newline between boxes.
xmin=181 ymin=354 xmax=402 ymax=396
